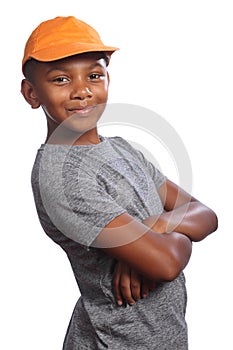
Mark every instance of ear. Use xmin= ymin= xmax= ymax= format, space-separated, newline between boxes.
xmin=21 ymin=79 xmax=41 ymax=109
xmin=107 ymin=72 xmax=110 ymax=85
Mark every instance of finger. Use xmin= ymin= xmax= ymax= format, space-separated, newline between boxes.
xmin=119 ymin=269 xmax=136 ymax=306
xmin=141 ymin=277 xmax=149 ymax=299
xmin=130 ymin=270 xmax=141 ymax=301
xmin=113 ymin=263 xmax=124 ymax=306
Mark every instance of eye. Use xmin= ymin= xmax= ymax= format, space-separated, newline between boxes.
xmin=89 ymin=73 xmax=104 ymax=80
xmin=52 ymin=76 xmax=69 ymax=83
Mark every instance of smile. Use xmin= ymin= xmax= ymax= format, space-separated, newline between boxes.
xmin=67 ymin=105 xmax=96 ymax=116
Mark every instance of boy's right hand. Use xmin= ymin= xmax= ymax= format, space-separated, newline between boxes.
xmin=113 ymin=260 xmax=156 ymax=306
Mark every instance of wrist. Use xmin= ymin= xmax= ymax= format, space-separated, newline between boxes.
xmin=142 ymin=214 xmax=167 ymax=234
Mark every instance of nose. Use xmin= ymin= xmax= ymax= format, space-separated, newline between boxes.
xmin=70 ymin=81 xmax=93 ymax=100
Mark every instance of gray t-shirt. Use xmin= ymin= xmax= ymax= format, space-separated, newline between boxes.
xmin=31 ymin=136 xmax=188 ymax=349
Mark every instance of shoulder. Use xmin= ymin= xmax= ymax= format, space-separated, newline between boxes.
xmin=105 ymin=136 xmax=139 ymax=154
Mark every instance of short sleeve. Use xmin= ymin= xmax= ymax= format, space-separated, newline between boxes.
xmin=112 ymin=137 xmax=166 ymax=189
xmin=36 ymin=140 xmax=165 ymax=248
xmin=37 ymin=146 xmax=126 ymax=248
xmin=62 ymin=175 xmax=127 ymax=246
xmin=133 ymin=148 xmax=166 ymax=189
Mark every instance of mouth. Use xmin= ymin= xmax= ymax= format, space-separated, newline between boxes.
xmin=67 ymin=105 xmax=96 ymax=116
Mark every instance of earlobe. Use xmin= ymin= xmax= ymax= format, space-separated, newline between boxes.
xmin=21 ymin=79 xmax=41 ymax=109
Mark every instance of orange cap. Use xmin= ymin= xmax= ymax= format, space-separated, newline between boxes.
xmin=22 ymin=16 xmax=119 ymax=72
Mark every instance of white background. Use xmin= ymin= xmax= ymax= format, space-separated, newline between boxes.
xmin=1 ymin=1 xmax=232 ymax=349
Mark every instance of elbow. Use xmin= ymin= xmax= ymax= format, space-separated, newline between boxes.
xmin=191 ymin=207 xmax=218 ymax=242
xmin=162 ymin=255 xmax=188 ymax=282
xmin=162 ymin=234 xmax=192 ymax=282
xmin=154 ymin=248 xmax=192 ymax=282
xmin=202 ymin=204 xmax=218 ymax=234
xmin=210 ymin=210 xmax=218 ymax=233
xmin=143 ymin=252 xmax=187 ymax=282
xmin=202 ymin=208 xmax=218 ymax=239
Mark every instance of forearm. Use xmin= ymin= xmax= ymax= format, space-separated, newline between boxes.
xmin=100 ymin=213 xmax=192 ymax=281
xmin=137 ymin=231 xmax=192 ymax=281
xmin=143 ymin=201 xmax=218 ymax=242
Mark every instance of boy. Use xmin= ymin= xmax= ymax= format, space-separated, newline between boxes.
xmin=21 ymin=16 xmax=217 ymax=349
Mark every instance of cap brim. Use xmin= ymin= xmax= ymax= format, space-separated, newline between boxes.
xmin=23 ymin=42 xmax=119 ymax=68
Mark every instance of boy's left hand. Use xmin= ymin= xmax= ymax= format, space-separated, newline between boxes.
xmin=113 ymin=260 xmax=156 ymax=306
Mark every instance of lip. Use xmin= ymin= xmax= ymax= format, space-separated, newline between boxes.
xmin=67 ymin=105 xmax=96 ymax=116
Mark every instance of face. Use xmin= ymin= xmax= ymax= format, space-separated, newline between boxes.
xmin=22 ymin=53 xmax=110 ymax=144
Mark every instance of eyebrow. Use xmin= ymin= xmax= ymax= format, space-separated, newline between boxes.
xmin=89 ymin=61 xmax=106 ymax=69
xmin=45 ymin=61 xmax=106 ymax=75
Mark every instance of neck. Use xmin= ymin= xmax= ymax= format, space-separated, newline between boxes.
xmin=45 ymin=117 xmax=100 ymax=145
xmin=45 ymin=127 xmax=101 ymax=145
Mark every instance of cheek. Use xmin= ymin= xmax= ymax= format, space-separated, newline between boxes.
xmin=40 ymin=89 xmax=67 ymax=110
xmin=95 ymin=85 xmax=109 ymax=103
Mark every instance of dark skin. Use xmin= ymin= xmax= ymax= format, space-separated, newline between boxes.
xmin=108 ymin=180 xmax=218 ymax=305
xmin=22 ymin=53 xmax=109 ymax=145
xmin=21 ymin=53 xmax=218 ymax=306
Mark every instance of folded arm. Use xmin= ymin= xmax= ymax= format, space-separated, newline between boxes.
xmin=93 ymin=212 xmax=192 ymax=281
xmin=101 ymin=179 xmax=217 ymax=304
xmin=143 ymin=179 xmax=218 ymax=241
